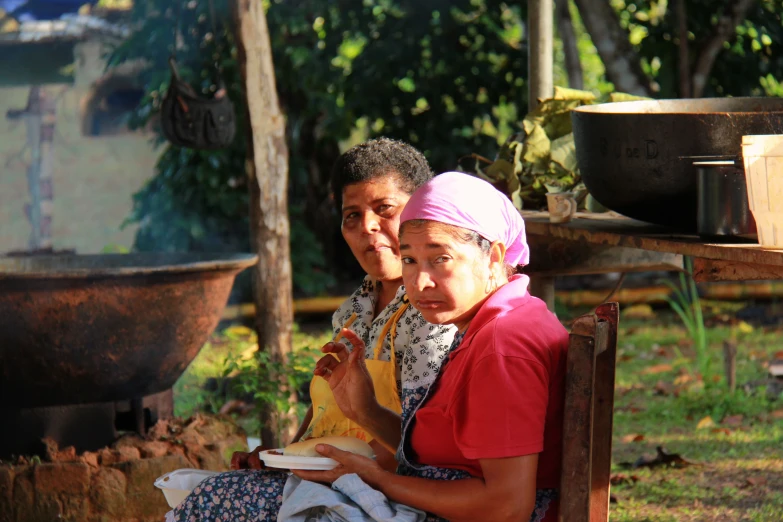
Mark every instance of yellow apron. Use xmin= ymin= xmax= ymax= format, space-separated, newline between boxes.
xmin=305 ymin=298 xmax=408 ymax=442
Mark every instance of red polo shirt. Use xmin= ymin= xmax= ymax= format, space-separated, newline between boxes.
xmin=408 ymin=275 xmax=569 ymax=520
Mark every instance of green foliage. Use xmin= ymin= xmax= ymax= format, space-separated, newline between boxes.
xmin=471 ymin=86 xmax=650 ymax=210
xmin=109 ymin=0 xmax=542 ymax=290
xmin=267 ymin=0 xmax=535 ymax=172
xmin=611 ymin=0 xmax=783 ymax=98
xmin=661 ymin=258 xmax=711 ymax=383
xmin=109 ymin=0 xmax=334 ymax=295
xmin=222 ymin=333 xmax=319 ymax=444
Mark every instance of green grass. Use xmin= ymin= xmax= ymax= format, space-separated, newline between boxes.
xmin=608 ymin=312 xmax=783 ymax=521
xmin=174 ymin=307 xmax=783 ymax=520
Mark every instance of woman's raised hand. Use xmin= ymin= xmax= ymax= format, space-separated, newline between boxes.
xmin=313 ymin=329 xmax=378 ymax=423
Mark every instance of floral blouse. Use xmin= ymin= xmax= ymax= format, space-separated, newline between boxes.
xmin=331 ymin=276 xmax=456 ymax=394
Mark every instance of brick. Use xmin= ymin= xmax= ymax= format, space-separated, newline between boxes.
xmin=80 ymin=451 xmax=99 ymax=469
xmin=90 ymin=467 xmax=127 ymax=517
xmin=116 ymin=447 xmax=141 ymax=462
xmin=139 ymin=441 xmax=170 ymax=459
xmin=33 ymin=462 xmax=90 ymax=495
xmin=97 ymin=448 xmax=116 ymax=466
xmin=114 ymin=435 xmax=145 ymax=451
xmin=13 ymin=468 xmax=62 ymax=522
xmin=12 ymin=469 xmax=34 ymax=521
xmin=115 ymin=454 xmax=189 ymax=519
xmin=59 ymin=495 xmax=88 ymax=522
xmin=0 ymin=467 xmax=13 ymax=522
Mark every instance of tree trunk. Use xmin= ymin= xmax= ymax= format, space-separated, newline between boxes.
xmin=528 ymin=0 xmax=554 ymax=109
xmin=675 ymin=0 xmax=691 ymax=98
xmin=556 ymin=0 xmax=584 ymax=90
xmin=691 ymin=0 xmax=756 ymax=98
xmin=572 ymin=0 xmax=654 ymax=96
xmin=233 ymin=0 xmax=297 ymax=447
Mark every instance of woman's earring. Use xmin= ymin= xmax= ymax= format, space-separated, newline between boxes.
xmin=485 ymin=275 xmax=496 ymax=294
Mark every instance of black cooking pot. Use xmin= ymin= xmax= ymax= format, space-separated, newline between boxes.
xmin=571 ymin=98 xmax=783 ymax=230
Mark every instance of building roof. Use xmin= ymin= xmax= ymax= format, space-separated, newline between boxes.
xmin=0 ymin=12 xmax=129 ymax=44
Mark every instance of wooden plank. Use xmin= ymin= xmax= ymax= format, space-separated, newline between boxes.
xmin=527 ymin=236 xmax=683 ymax=276
xmin=560 ymin=314 xmax=597 ymax=522
xmin=591 ymin=303 xmax=619 ymax=522
xmin=521 ymin=211 xmax=783 ymax=267
xmin=692 ymin=258 xmax=783 ymax=282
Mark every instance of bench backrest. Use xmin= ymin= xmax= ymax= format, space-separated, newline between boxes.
xmin=559 ymin=302 xmax=619 ymax=522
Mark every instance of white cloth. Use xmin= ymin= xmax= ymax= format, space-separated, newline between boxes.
xmin=278 ymin=474 xmax=426 ymax=522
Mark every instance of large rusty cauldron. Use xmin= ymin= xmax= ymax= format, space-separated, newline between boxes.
xmin=572 ymin=97 xmax=783 ymax=231
xmin=0 ymin=253 xmax=257 ymax=409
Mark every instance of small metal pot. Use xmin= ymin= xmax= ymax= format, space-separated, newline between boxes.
xmin=694 ymin=161 xmax=757 ymax=239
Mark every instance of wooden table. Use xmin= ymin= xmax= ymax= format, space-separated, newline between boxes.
xmin=521 ymin=210 xmax=783 ymax=308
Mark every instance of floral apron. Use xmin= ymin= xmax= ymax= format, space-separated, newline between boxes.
xmin=395 ymin=333 xmax=558 ymax=522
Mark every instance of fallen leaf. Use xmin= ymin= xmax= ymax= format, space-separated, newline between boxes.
xmin=745 ymin=476 xmax=768 ymax=487
xmin=621 ymin=434 xmax=645 ymax=443
xmin=654 ymin=380 xmax=676 ymax=396
xmin=619 ymin=446 xmax=695 ymax=469
xmin=711 ymin=428 xmax=732 ymax=436
xmin=623 ymin=304 xmax=655 ymax=319
xmin=723 ymin=414 xmax=744 ymax=427
xmin=686 ymin=379 xmax=705 ymax=394
xmin=616 ymin=384 xmax=645 ymax=396
xmin=642 ymin=364 xmax=674 ymax=375
xmin=674 ymin=374 xmax=693 ymax=386
xmin=697 ymin=416 xmax=716 ymax=429
xmin=737 ymin=321 xmax=754 ymax=334
xmin=616 ymin=404 xmax=646 ymax=414
xmin=654 ymin=346 xmax=671 ymax=358
xmin=677 ymin=338 xmax=693 ymax=348
xmin=610 ymin=473 xmax=640 ymax=485
xmin=770 ymin=409 xmax=783 ymax=420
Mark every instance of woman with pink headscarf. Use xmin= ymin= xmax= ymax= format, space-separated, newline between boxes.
xmin=296 ymin=172 xmax=570 ymax=522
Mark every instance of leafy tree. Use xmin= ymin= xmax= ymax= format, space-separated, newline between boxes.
xmin=110 ymin=0 xmax=335 ymax=296
xmin=571 ymin=0 xmax=783 ymax=99
xmin=110 ymin=0 xmax=535 ymax=289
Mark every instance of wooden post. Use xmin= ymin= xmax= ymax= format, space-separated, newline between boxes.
xmin=528 ymin=0 xmax=554 ymax=111
xmin=530 ymin=275 xmax=556 ymax=313
xmin=723 ymin=340 xmax=737 ymax=392
xmin=528 ymin=0 xmax=556 ymax=311
xmin=233 ymin=0 xmax=296 ymax=447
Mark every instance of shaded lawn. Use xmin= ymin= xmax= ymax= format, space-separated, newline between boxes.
xmin=606 ymin=311 xmax=783 ymax=522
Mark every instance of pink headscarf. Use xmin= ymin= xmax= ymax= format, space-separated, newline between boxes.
xmin=400 ymin=171 xmax=529 ymax=266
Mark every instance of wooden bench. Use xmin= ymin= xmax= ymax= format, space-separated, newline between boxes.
xmin=559 ymin=302 xmax=619 ymax=522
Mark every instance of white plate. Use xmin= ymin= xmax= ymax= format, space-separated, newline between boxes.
xmin=259 ymin=449 xmax=340 ymax=470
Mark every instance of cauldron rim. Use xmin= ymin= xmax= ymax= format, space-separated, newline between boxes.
xmin=573 ymin=96 xmax=783 ymax=116
xmin=0 ymin=252 xmax=258 ymax=280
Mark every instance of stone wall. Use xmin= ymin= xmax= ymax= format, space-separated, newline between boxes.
xmin=0 ymin=415 xmax=248 ymax=522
